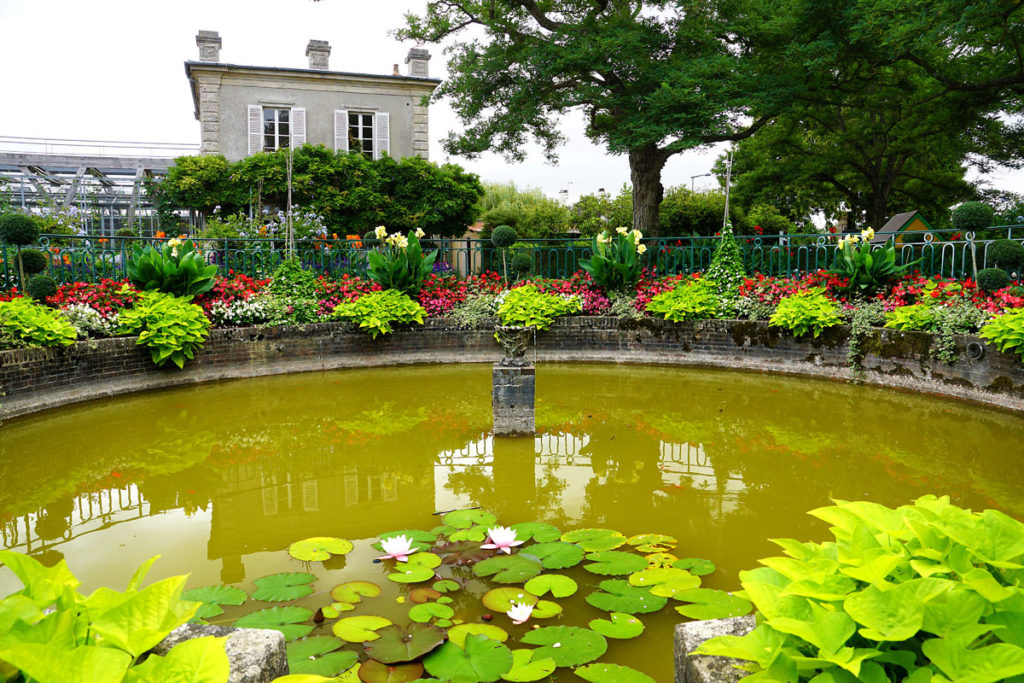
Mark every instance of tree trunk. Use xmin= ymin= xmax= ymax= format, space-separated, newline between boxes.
xmin=629 ymin=146 xmax=669 ymax=236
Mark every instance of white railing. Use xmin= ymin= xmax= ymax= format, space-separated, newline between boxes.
xmin=0 ymin=135 xmax=198 ymax=159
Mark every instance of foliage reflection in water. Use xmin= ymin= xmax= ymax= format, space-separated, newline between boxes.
xmin=1 ymin=364 xmax=1023 ymax=680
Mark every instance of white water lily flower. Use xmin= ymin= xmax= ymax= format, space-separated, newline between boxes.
xmin=377 ymin=534 xmax=415 ymax=562
xmin=481 ymin=526 xmax=524 ymax=554
xmin=507 ymin=601 xmax=534 ymax=625
xmin=374 ymin=225 xmax=388 ymax=239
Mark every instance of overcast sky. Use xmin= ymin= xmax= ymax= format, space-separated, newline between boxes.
xmin=0 ymin=0 xmax=1020 ymax=206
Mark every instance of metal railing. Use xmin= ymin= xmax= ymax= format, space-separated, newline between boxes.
xmin=0 ymin=135 xmax=199 ymax=159
xmin=2 ymin=227 xmax=1022 ymax=290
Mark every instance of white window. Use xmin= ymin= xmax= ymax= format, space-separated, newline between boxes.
xmin=263 ymin=107 xmax=290 ymax=152
xmin=348 ymin=112 xmax=374 ymax=158
xmin=335 ymin=110 xmax=390 ymax=159
xmin=248 ymin=106 xmax=305 ymax=156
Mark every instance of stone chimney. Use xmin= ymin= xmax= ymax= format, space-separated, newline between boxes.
xmin=306 ymin=40 xmax=331 ymax=70
xmin=196 ymin=30 xmax=222 ymax=62
xmin=405 ymin=48 xmax=431 ymax=78
xmin=393 ymin=64 xmax=400 ymax=76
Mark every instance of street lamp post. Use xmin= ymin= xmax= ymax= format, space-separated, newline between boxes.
xmin=690 ymin=173 xmax=712 ymax=191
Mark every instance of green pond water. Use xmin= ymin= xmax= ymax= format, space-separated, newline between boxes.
xmin=1 ymin=363 xmax=1023 ymax=680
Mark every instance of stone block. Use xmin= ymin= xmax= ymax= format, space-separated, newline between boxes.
xmin=493 ymin=363 xmax=535 ymax=436
xmin=675 ymin=616 xmax=755 ymax=683
xmin=152 ymin=623 xmax=288 ymax=683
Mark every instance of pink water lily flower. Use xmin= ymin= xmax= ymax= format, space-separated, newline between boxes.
xmin=481 ymin=526 xmax=524 ymax=554
xmin=377 ymin=534 xmax=415 ymax=562
xmin=507 ymin=601 xmax=534 ymax=625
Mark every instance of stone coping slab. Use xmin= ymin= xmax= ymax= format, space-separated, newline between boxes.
xmin=675 ymin=616 xmax=756 ymax=682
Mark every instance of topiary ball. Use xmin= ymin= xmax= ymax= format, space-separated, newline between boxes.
xmin=362 ymin=230 xmax=380 ymax=248
xmin=0 ymin=213 xmax=40 ymax=246
xmin=510 ymin=251 xmax=533 ymax=275
xmin=977 ymin=267 xmax=1011 ymax=293
xmin=1009 ymin=286 xmax=1024 ymax=298
xmin=491 ymin=225 xmax=518 ymax=249
xmin=987 ymin=239 xmax=1024 ymax=272
xmin=951 ymin=201 xmax=995 ymax=232
xmin=17 ymin=248 xmax=48 ymax=276
xmin=25 ymin=274 xmax=58 ymax=302
xmin=115 ymin=227 xmax=138 ymax=238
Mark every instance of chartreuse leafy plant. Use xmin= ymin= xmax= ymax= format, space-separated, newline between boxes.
xmin=0 ymin=297 xmax=77 ymax=348
xmin=117 ymin=291 xmax=211 ymax=368
xmin=127 ymin=238 xmax=219 ymax=297
xmin=884 ymin=303 xmax=938 ymax=331
xmin=696 ymin=495 xmax=1024 ymax=683
xmin=366 ymin=228 xmax=438 ymax=294
xmin=769 ymin=289 xmax=842 ymax=338
xmin=496 ymin=284 xmax=581 ymax=330
xmin=980 ymin=310 xmax=1024 ymax=362
xmin=0 ymin=550 xmax=229 ymax=683
xmin=645 ymin=278 xmax=719 ymax=322
xmin=579 ymin=227 xmax=646 ymax=292
xmin=331 ymin=289 xmax=426 ymax=338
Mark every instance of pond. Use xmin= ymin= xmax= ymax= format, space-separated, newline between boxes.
xmin=2 ymin=363 xmax=1022 ymax=680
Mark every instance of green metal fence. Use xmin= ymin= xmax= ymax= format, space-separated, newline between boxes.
xmin=2 ymin=227 xmax=1022 ymax=290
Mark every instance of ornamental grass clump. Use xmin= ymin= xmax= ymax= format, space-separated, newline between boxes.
xmin=645 ymin=278 xmax=718 ymax=322
xmin=366 ymin=227 xmax=437 ymax=294
xmin=331 ymin=289 xmax=426 ymax=338
xmin=579 ymin=226 xmax=647 ymax=292
xmin=696 ymin=495 xmax=1024 ymax=683
xmin=117 ymin=291 xmax=212 ymax=369
xmin=495 ymin=284 xmax=581 ymax=331
xmin=769 ymin=289 xmax=842 ymax=338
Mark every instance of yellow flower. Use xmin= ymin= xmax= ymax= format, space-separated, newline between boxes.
xmin=615 ymin=226 xmax=629 ymax=235
xmin=637 ymin=244 xmax=647 ymax=255
xmin=167 ymin=238 xmax=183 ymax=248
xmin=374 ymin=225 xmax=387 ymax=239
xmin=861 ymin=228 xmax=875 ymax=240
xmin=415 ymin=228 xmax=425 ymax=239
xmin=632 ymin=229 xmax=643 ymax=242
xmin=597 ymin=233 xmax=611 ymax=244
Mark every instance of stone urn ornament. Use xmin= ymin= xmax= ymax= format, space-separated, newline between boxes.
xmin=494 ymin=325 xmax=534 ymax=366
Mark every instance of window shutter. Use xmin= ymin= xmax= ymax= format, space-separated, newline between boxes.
xmin=290 ymin=107 xmax=306 ymax=148
xmin=334 ymin=109 xmax=349 ymax=152
xmin=374 ymin=112 xmax=390 ymax=159
xmin=248 ymin=105 xmax=262 ymax=156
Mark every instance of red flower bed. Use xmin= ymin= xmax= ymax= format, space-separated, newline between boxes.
xmin=48 ymin=279 xmax=140 ymax=317
xmin=315 ymin=274 xmax=380 ymax=316
xmin=193 ymin=273 xmax=269 ymax=315
xmin=418 ymin=271 xmax=504 ymax=316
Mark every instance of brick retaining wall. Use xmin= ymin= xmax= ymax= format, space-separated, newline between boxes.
xmin=2 ymin=317 xmax=1022 ymax=420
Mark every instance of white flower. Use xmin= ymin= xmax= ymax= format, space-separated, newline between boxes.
xmin=377 ymin=535 xmax=415 ymax=563
xmin=597 ymin=234 xmax=611 ymax=245
xmin=507 ymin=601 xmax=534 ymax=625
xmin=632 ymin=229 xmax=643 ymax=242
xmin=374 ymin=225 xmax=388 ymax=239
xmin=481 ymin=526 xmax=524 ymax=554
xmin=615 ymin=226 xmax=629 ymax=235
xmin=415 ymin=228 xmax=425 ymax=239
xmin=637 ymin=244 xmax=647 ymax=255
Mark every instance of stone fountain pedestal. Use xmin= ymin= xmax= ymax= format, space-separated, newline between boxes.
xmin=493 ymin=326 xmax=535 ymax=437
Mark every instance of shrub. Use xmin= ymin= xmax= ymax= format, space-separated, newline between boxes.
xmin=658 ymin=187 xmax=749 ymax=236
xmin=25 ymin=274 xmax=57 ymax=302
xmin=0 ymin=212 xmax=39 ymax=246
xmin=951 ymin=200 xmax=995 ymax=232
xmin=490 ymin=225 xmax=518 ymax=249
xmin=986 ymin=239 xmax=1024 ymax=272
xmin=832 ymin=231 xmax=917 ymax=296
xmin=580 ymin=227 xmax=645 ymax=292
xmin=367 ymin=229 xmax=437 ymax=294
xmin=17 ymin=248 xmax=48 ymax=276
xmin=448 ymin=292 xmax=499 ymax=329
xmin=362 ymin=230 xmax=381 ymax=248
xmin=980 ymin=309 xmax=1024 ymax=361
xmin=769 ymin=289 xmax=842 ymax=338
xmin=127 ymin=238 xmax=218 ymax=297
xmin=0 ymin=297 xmax=77 ymax=348
xmin=697 ymin=495 xmax=1024 ymax=683
xmin=977 ymin=267 xmax=1011 ymax=293
xmin=510 ymin=251 xmax=533 ymax=276
xmin=645 ymin=279 xmax=719 ymax=322
xmin=267 ymin=258 xmax=318 ymax=300
xmin=496 ymin=285 xmax=581 ymax=330
xmin=331 ymin=289 xmax=426 ymax=338
xmin=117 ymin=291 xmax=211 ymax=368
xmin=884 ymin=303 xmax=937 ymax=331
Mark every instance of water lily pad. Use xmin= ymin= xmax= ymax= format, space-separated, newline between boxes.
xmin=627 ymin=534 xmax=677 ymax=553
xmin=646 ymin=575 xmax=703 ymax=599
xmin=356 ymin=659 xmax=424 ymax=683
xmin=338 ymin=663 xmax=361 ymax=683
xmin=482 ymin=587 xmax=539 ymax=612
xmin=575 ymin=662 xmax=656 ymax=683
xmin=332 ymin=615 xmax=393 ymax=643
xmin=234 ymin=606 xmax=314 ymax=641
xmin=183 ymin=585 xmax=247 ymax=607
xmin=409 ymin=587 xmax=442 ymax=603
xmin=252 ymin=572 xmax=316 ymax=602
xmin=443 ymin=509 xmax=498 ymax=530
xmin=374 ymin=530 xmax=437 ymax=553
xmin=628 ymin=567 xmax=697 ymax=588
xmin=585 ymin=580 xmax=668 ymax=614
xmin=289 ymin=537 xmax=354 ymax=562
xmin=388 ymin=564 xmax=436 ymax=584
xmin=433 ymin=580 xmax=461 ymax=593
xmin=500 ymin=649 xmax=557 ymax=682
xmin=531 ymin=600 xmax=562 ymax=619
xmin=193 ymin=603 xmax=225 ymax=619
xmin=448 ymin=624 xmax=510 ymax=648
xmin=423 ymin=634 xmax=513 ymax=682
xmin=519 ymin=626 xmax=608 ymax=667
xmin=409 ymin=552 xmax=443 ymax=569
xmin=509 ymin=522 xmax=562 ymax=543
xmin=474 ymin=554 xmax=543 ymax=584
xmin=287 ymin=636 xmax=358 ymax=677
xmin=322 ymin=602 xmax=356 ymax=618
xmin=526 ymin=543 xmax=585 ymax=569
xmin=560 ymin=529 xmax=626 ymax=552
xmin=588 ymin=613 xmax=645 ymax=639
xmin=523 ymin=575 xmax=577 ymax=598
xmin=362 ymin=624 xmax=447 ymax=664
xmin=332 ymin=582 xmax=382 ymax=604
xmin=673 ymin=557 xmax=717 ymax=576
xmin=584 ymin=551 xmax=648 ymax=576
xmin=644 ymin=553 xmax=679 ymax=568
xmin=450 ymin=525 xmax=489 ymax=542
xmin=409 ymin=602 xmax=454 ymax=623
xmin=671 ymin=588 xmax=753 ymax=620
xmin=437 ymin=596 xmax=454 ymax=605
xmin=441 ymin=542 xmax=493 ymax=566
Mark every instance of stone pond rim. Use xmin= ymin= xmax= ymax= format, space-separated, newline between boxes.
xmin=1 ymin=316 xmax=1022 ymax=420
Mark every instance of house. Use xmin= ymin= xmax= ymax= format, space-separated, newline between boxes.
xmin=184 ymin=31 xmax=440 ymax=162
xmin=870 ymin=211 xmax=935 ymax=244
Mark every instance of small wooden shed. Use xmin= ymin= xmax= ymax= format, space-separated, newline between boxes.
xmin=870 ymin=211 xmax=934 ymax=245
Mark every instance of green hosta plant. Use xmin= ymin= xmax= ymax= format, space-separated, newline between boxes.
xmin=769 ymin=289 xmax=842 ymax=338
xmin=579 ymin=227 xmax=645 ymax=293
xmin=0 ymin=297 xmax=77 ymax=348
xmin=331 ymin=289 xmax=426 ymax=338
xmin=496 ymin=285 xmax=581 ymax=331
xmin=980 ymin=310 xmax=1024 ymax=362
xmin=696 ymin=495 xmax=1024 ymax=683
xmin=645 ymin=279 xmax=718 ymax=322
xmin=831 ymin=230 xmax=919 ymax=296
xmin=366 ymin=228 xmax=437 ymax=294
xmin=0 ymin=550 xmax=229 ymax=683
xmin=884 ymin=303 xmax=938 ymax=331
xmin=118 ymin=291 xmax=211 ymax=368
xmin=127 ymin=238 xmax=219 ymax=297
